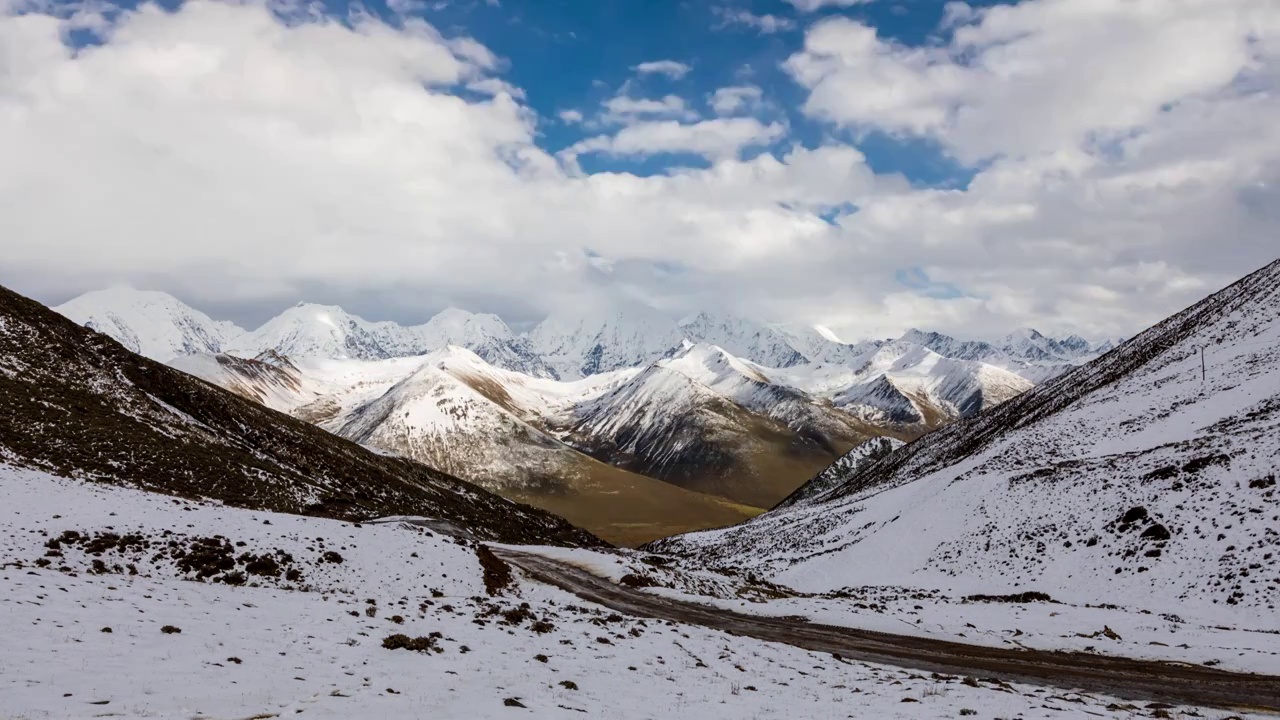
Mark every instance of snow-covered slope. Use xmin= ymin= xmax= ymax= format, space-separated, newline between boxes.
xmin=526 ymin=304 xmax=685 ymax=380
xmin=900 ymin=327 xmax=1102 ymax=383
xmin=678 ymin=313 xmax=807 ymax=368
xmin=3 ymin=464 xmax=1208 ymax=720
xmin=655 ymin=258 xmax=1280 ymax=614
xmin=333 ymin=348 xmax=576 ymax=489
xmin=776 ymin=323 xmax=883 ymax=365
xmin=225 ymin=303 xmax=400 ymax=360
xmin=54 ymin=287 xmax=244 ymax=362
xmin=768 ymin=341 xmax=1034 ymax=432
xmin=565 ymin=346 xmax=876 ymax=509
xmin=660 ymin=343 xmax=882 ymax=448
xmin=225 ymin=304 xmax=558 ymax=376
xmin=406 ymin=308 xmax=557 ymax=378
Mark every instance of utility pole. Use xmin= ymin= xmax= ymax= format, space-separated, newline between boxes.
xmin=1200 ymin=346 xmax=1206 ymax=384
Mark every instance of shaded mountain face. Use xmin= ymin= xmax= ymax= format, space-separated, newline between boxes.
xmin=0 ymin=283 xmax=601 ymax=548
xmin=652 ymin=258 xmax=1280 ymax=611
xmin=54 ymin=287 xmax=244 ymax=362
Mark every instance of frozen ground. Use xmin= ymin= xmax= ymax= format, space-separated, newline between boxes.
xmin=1 ymin=465 xmax=1265 ymax=720
xmin=521 ymin=545 xmax=1280 ymax=675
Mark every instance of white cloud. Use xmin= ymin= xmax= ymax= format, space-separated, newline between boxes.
xmin=708 ymin=85 xmax=763 ymax=115
xmin=2 ymin=0 xmax=1278 ymax=344
xmin=632 ymin=60 xmax=691 ymax=79
xmin=564 ymin=118 xmax=786 ymax=161
xmin=784 ymin=0 xmax=875 ymax=12
xmin=600 ymin=94 xmax=697 ymax=124
xmin=711 ymin=7 xmax=796 ymax=34
xmin=786 ymin=1 xmax=1280 ymax=164
xmin=558 ymin=109 xmax=584 ymax=124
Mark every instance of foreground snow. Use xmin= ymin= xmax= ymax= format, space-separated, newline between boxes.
xmin=1 ymin=465 xmax=1257 ymax=719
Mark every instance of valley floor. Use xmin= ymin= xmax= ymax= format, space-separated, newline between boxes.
xmin=1 ymin=466 xmax=1273 ymax=719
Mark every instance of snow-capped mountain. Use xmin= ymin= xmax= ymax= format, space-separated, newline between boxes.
xmin=1 ymin=282 xmax=596 ymax=546
xmin=654 ymin=258 xmax=1280 ymax=613
xmin=54 ymin=287 xmax=244 ymax=362
xmin=1001 ymin=327 xmax=1092 ymax=363
xmin=775 ymin=323 xmax=883 ymax=366
xmin=899 ymin=327 xmax=1107 ymax=383
xmin=221 ymin=303 xmax=557 ymax=376
xmin=564 ymin=344 xmax=884 ymax=508
xmin=766 ymin=341 xmax=1034 ymax=431
xmin=527 ymin=304 xmax=685 ymax=380
xmin=405 ymin=308 xmax=557 ymax=378
xmin=899 ymin=328 xmax=1003 ymax=363
xmin=678 ymin=313 xmax=807 ymax=368
xmin=223 ymin=303 xmax=393 ymax=360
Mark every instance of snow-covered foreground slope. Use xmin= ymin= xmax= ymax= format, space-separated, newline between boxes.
xmin=54 ymin=287 xmax=244 ymax=362
xmin=656 ymin=258 xmax=1280 ymax=617
xmin=3 ymin=466 xmax=1266 ymax=720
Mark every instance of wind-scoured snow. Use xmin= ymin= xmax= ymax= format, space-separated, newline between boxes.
xmin=655 ymin=259 xmax=1280 ymax=619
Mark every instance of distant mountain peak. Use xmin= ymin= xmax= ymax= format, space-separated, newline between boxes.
xmin=55 ymin=287 xmax=243 ymax=362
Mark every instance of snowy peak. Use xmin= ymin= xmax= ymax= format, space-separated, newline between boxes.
xmin=227 ymin=303 xmax=389 ymax=360
xmin=224 ymin=303 xmax=558 ymax=376
xmin=678 ymin=312 xmax=808 ymax=369
xmin=898 ymin=328 xmax=1001 ymax=363
xmin=54 ymin=286 xmax=244 ymax=362
xmin=420 ymin=309 xmax=558 ymax=379
xmin=528 ymin=304 xmax=685 ymax=379
xmin=776 ymin=323 xmax=882 ymax=366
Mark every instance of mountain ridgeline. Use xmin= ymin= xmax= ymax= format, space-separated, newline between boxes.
xmin=0 ymin=284 xmax=602 ymax=548
xmin=48 ymin=285 xmax=1111 ymax=543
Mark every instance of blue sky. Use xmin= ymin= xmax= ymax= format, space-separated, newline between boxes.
xmin=316 ymin=0 xmax=998 ymax=185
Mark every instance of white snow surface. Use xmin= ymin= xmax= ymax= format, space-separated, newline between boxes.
xmin=54 ymin=287 xmax=244 ymax=362
xmin=3 ymin=464 xmax=1269 ymax=720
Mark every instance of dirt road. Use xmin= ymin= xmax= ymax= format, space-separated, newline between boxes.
xmin=496 ymin=548 xmax=1280 ymax=713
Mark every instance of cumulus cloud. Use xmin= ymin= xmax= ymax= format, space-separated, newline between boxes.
xmin=564 ymin=118 xmax=786 ymax=161
xmin=558 ymin=109 xmax=584 ymax=124
xmin=2 ymin=0 xmax=1278 ymax=344
xmin=708 ymin=85 xmax=764 ymax=115
xmin=632 ymin=60 xmax=691 ymax=79
xmin=786 ymin=1 xmax=1278 ymax=163
xmin=784 ymin=0 xmax=874 ymax=12
xmin=711 ymin=7 xmax=796 ymax=34
xmin=600 ymin=94 xmax=698 ymax=124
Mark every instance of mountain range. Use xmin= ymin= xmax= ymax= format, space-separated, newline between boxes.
xmin=653 ymin=258 xmax=1280 ymax=612
xmin=53 ymin=286 xmax=1110 ymax=543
